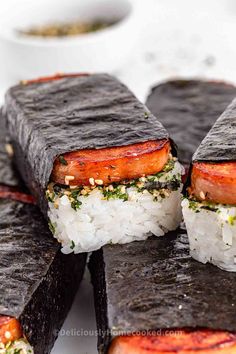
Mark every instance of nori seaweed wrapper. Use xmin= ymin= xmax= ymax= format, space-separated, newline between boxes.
xmin=193 ymin=97 xmax=236 ymax=161
xmin=146 ymin=80 xmax=236 ymax=165
xmin=4 ymin=74 xmax=168 ymax=214
xmin=0 ymin=197 xmax=87 ymax=354
xmin=0 ymin=108 xmax=21 ymax=187
xmin=89 ymin=230 xmax=236 ymax=354
xmin=0 ymin=109 xmax=87 ymax=353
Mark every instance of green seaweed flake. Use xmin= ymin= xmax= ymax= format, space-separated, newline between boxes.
xmin=103 ymin=186 xmax=128 ymax=201
xmin=188 ymin=200 xmax=200 ymax=213
xmin=59 ymin=155 xmax=68 ymax=165
xmin=188 ymin=198 xmax=220 ymax=214
xmin=46 ymin=190 xmax=55 ymax=203
xmin=70 ymin=240 xmax=75 ymax=250
xmin=69 ymin=189 xmax=83 ymax=210
xmin=200 ymin=204 xmax=218 ymax=212
xmin=48 ymin=221 xmax=56 ymax=234
xmin=147 ymin=159 xmax=176 ymax=181
xmin=163 ymin=159 xmax=175 ymax=173
xmin=70 ymin=188 xmax=83 ymax=199
xmin=228 ymin=215 xmax=236 ymax=226
xmin=71 ymin=199 xmax=82 ymax=211
xmin=7 ymin=349 xmax=21 ymax=354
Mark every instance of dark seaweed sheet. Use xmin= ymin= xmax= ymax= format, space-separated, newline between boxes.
xmin=0 ymin=108 xmax=21 ymax=186
xmin=89 ymin=230 xmax=236 ymax=353
xmin=193 ymin=98 xmax=236 ymax=161
xmin=4 ymin=74 xmax=168 ymax=214
xmin=0 ymin=105 xmax=87 ymax=353
xmin=0 ymin=197 xmax=87 ymax=353
xmin=89 ymin=80 xmax=236 ymax=354
xmin=146 ymin=80 xmax=236 ymax=164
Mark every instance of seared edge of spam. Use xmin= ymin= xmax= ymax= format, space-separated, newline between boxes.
xmin=108 ymin=329 xmax=236 ymax=354
xmin=4 ymin=74 xmax=168 ymax=214
xmin=51 ymin=140 xmax=171 ymax=187
xmin=0 ymin=198 xmax=87 ymax=353
xmin=146 ymin=79 xmax=236 ymax=165
xmin=89 ymin=230 xmax=236 ymax=353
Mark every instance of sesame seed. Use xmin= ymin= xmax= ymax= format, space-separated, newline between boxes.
xmin=140 ymin=177 xmax=146 ymax=182
xmin=65 ymin=175 xmax=75 ymax=185
xmin=120 ymin=186 xmax=126 ymax=194
xmin=200 ymin=191 xmax=205 ymax=200
xmin=5 ymin=143 xmax=14 ymax=157
xmin=178 ymin=305 xmax=183 ymax=310
xmin=20 ymin=79 xmax=28 ymax=85
xmin=89 ymin=177 xmax=95 ymax=186
xmin=81 ymin=189 xmax=88 ymax=195
xmin=164 ymin=190 xmax=170 ymax=197
xmin=5 ymin=331 xmax=11 ymax=339
xmin=95 ymin=179 xmax=104 ymax=185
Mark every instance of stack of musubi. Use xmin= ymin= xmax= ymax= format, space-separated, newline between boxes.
xmin=183 ymin=98 xmax=236 ymax=271
xmin=3 ymin=74 xmax=184 ymax=253
xmin=89 ymin=80 xmax=236 ymax=354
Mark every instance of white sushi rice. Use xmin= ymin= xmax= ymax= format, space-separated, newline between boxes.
xmin=0 ymin=339 xmax=34 ymax=354
xmin=48 ymin=161 xmax=184 ymax=254
xmin=182 ymin=198 xmax=236 ymax=272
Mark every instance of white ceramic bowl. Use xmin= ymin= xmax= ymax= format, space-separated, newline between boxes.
xmin=0 ymin=0 xmax=140 ymax=84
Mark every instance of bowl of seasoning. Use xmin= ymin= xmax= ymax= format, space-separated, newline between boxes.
xmin=0 ymin=0 xmax=139 ymax=84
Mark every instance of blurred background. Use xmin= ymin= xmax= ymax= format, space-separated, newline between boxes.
xmin=1 ymin=0 xmax=236 ymax=102
xmin=1 ymin=0 xmax=236 ymax=353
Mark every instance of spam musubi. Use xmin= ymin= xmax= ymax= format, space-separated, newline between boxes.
xmin=89 ymin=230 xmax=236 ymax=354
xmin=182 ymin=98 xmax=236 ymax=271
xmin=0 ymin=111 xmax=87 ymax=353
xmin=4 ymin=74 xmax=184 ymax=253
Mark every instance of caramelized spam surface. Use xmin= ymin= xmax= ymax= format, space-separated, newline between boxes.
xmin=51 ymin=140 xmax=170 ymax=186
xmin=0 ymin=316 xmax=22 ymax=344
xmin=23 ymin=72 xmax=88 ymax=85
xmin=0 ymin=186 xmax=35 ymax=204
xmin=109 ymin=330 xmax=236 ymax=354
xmin=190 ymin=162 xmax=236 ymax=205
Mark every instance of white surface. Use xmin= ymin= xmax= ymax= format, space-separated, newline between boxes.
xmin=1 ymin=0 xmax=236 ymax=353
xmin=0 ymin=0 xmax=140 ymax=82
xmin=51 ymin=268 xmax=97 ymax=354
